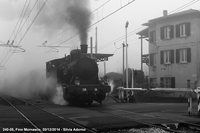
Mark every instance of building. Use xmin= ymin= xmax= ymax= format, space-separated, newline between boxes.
xmin=137 ymin=9 xmax=200 ymax=89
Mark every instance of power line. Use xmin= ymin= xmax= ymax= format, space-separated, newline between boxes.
xmin=0 ymin=0 xmax=37 ymax=65
xmin=98 ymin=0 xmax=200 ymax=51
xmin=169 ymin=0 xmax=199 ymax=14
xmin=9 ymin=0 xmax=29 ymax=41
xmin=98 ymin=27 xmax=143 ymax=50
xmin=56 ymin=0 xmax=136 ymax=47
xmin=46 ymin=0 xmax=111 ymax=45
xmin=1 ymin=0 xmax=49 ymax=66
xmin=0 ymin=0 xmax=30 ymax=65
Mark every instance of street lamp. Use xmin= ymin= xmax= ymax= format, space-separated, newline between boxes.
xmin=125 ymin=21 xmax=129 ymax=88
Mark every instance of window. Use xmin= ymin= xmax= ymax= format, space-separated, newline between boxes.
xmin=165 ymin=77 xmax=171 ymax=88
xmin=180 ymin=24 xmax=186 ymax=37
xmin=161 ymin=25 xmax=174 ymax=40
xmin=160 ymin=77 xmax=175 ymax=88
xmin=160 ymin=50 xmax=174 ymax=64
xmin=164 ymin=51 xmax=171 ymax=64
xmin=176 ymin=48 xmax=191 ymax=63
xmin=176 ymin=22 xmax=191 ymax=37
xmin=150 ymin=30 xmax=156 ymax=43
xmin=180 ymin=49 xmax=187 ymax=63
xmin=150 ymin=78 xmax=157 ymax=88
xmin=150 ymin=53 xmax=156 ymax=66
xmin=164 ymin=27 xmax=170 ymax=39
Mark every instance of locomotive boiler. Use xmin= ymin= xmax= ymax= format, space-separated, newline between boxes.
xmin=46 ymin=44 xmax=111 ymax=105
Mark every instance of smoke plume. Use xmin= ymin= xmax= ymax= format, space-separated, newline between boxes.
xmin=35 ymin=0 xmax=92 ymax=43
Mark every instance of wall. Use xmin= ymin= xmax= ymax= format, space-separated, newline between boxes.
xmin=148 ymin=15 xmax=200 ymax=88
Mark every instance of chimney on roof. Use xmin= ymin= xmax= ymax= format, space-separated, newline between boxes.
xmin=163 ymin=10 xmax=168 ymax=16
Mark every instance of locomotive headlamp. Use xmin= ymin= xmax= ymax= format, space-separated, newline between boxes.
xmin=75 ymin=80 xmax=80 ymax=86
xmin=82 ymin=88 xmax=87 ymax=91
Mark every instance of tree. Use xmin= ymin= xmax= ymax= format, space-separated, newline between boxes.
xmin=124 ymin=68 xmax=145 ymax=87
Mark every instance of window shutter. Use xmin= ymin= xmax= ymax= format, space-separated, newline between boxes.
xmin=150 ymin=78 xmax=153 ymax=83
xmin=150 ymin=53 xmax=154 ymax=66
xmin=160 ymin=51 xmax=164 ymax=64
xmin=176 ymin=49 xmax=180 ymax=63
xmin=171 ymin=77 xmax=175 ymax=88
xmin=160 ymin=77 xmax=164 ymax=87
xmin=149 ymin=31 xmax=153 ymax=43
xmin=170 ymin=25 xmax=174 ymax=39
xmin=176 ymin=24 xmax=180 ymax=38
xmin=186 ymin=22 xmax=191 ymax=36
xmin=160 ymin=27 xmax=164 ymax=40
xmin=187 ymin=48 xmax=191 ymax=62
xmin=170 ymin=50 xmax=174 ymax=64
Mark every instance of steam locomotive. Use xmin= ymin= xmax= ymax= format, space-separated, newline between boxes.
xmin=46 ymin=44 xmax=111 ymax=105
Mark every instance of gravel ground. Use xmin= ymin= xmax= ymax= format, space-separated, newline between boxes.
xmin=101 ymin=127 xmax=200 ymax=133
xmin=101 ymin=127 xmax=170 ymax=133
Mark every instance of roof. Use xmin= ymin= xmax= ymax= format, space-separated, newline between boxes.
xmin=83 ymin=53 xmax=114 ymax=62
xmin=47 ymin=53 xmax=114 ymax=63
xmin=136 ymin=28 xmax=149 ymax=37
xmin=143 ymin=9 xmax=200 ymax=26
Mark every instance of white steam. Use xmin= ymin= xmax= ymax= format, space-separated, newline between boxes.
xmin=0 ymin=69 xmax=67 ymax=105
xmin=51 ymin=85 xmax=67 ymax=105
xmin=0 ymin=69 xmax=54 ymax=99
xmin=108 ymin=79 xmax=115 ymax=94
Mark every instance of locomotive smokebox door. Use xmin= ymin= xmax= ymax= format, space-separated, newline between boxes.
xmin=70 ymin=49 xmax=81 ymax=62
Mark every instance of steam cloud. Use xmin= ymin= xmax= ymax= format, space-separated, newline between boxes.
xmin=108 ymin=79 xmax=115 ymax=94
xmin=0 ymin=69 xmax=55 ymax=99
xmin=35 ymin=0 xmax=92 ymax=44
xmin=0 ymin=69 xmax=67 ymax=105
xmin=0 ymin=0 xmax=92 ymax=105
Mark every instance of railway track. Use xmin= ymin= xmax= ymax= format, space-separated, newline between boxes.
xmin=0 ymin=94 xmax=97 ymax=133
xmin=83 ymin=105 xmax=200 ymax=133
xmin=1 ymin=94 xmax=200 ymax=132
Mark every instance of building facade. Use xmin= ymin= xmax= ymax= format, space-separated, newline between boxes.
xmin=139 ymin=9 xmax=200 ymax=88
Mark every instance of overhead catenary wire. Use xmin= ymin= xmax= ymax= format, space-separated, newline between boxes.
xmin=46 ymin=0 xmax=111 ymax=45
xmin=56 ymin=0 xmax=136 ymax=47
xmin=98 ymin=26 xmax=143 ymax=50
xmin=0 ymin=0 xmax=39 ymax=65
xmin=0 ymin=0 xmax=30 ymax=65
xmin=1 ymin=0 xmax=49 ymax=66
xmin=1 ymin=0 xmax=199 ymax=68
xmin=169 ymin=0 xmax=199 ymax=14
xmin=98 ymin=0 xmax=200 ymax=51
xmin=0 ymin=0 xmax=32 ymax=65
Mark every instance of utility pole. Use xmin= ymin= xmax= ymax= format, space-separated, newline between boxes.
xmin=132 ymin=69 xmax=134 ymax=88
xmin=95 ymin=27 xmax=97 ymax=54
xmin=90 ymin=37 xmax=93 ymax=58
xmin=140 ymin=35 xmax=143 ymax=72
xmin=122 ymin=42 xmax=125 ymax=87
xmin=125 ymin=21 xmax=129 ymax=88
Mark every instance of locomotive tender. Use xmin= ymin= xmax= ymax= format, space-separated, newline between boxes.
xmin=46 ymin=44 xmax=111 ymax=105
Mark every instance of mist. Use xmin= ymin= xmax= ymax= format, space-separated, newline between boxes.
xmin=0 ymin=0 xmax=92 ymax=105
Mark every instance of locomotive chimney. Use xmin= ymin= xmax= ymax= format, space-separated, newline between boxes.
xmin=80 ymin=44 xmax=88 ymax=53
